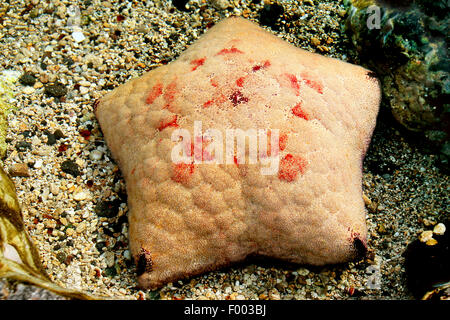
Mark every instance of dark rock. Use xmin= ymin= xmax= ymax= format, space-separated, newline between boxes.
xmin=53 ymin=129 xmax=66 ymax=140
xmin=19 ymin=73 xmax=36 ymax=86
xmin=56 ymin=252 xmax=67 ymax=264
xmin=15 ymin=141 xmax=32 ymax=152
xmin=60 ymin=159 xmax=80 ymax=177
xmin=404 ymin=220 xmax=449 ymax=299
xmin=344 ymin=0 xmax=449 ymax=164
xmin=46 ymin=133 xmax=56 ymax=145
xmin=259 ymin=3 xmax=284 ymax=29
xmin=104 ymin=266 xmax=117 ymax=277
xmin=94 ymin=199 xmax=121 ymax=218
xmin=95 ymin=241 xmax=106 ymax=252
xmin=62 ymin=56 xmax=74 ymax=67
xmin=172 ymin=0 xmax=189 ymax=12
xmin=44 ymin=83 xmax=67 ymax=98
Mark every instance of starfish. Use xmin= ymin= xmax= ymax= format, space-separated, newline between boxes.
xmin=95 ymin=17 xmax=381 ymax=289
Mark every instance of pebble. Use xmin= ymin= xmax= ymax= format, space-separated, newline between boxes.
xmin=44 ymin=83 xmax=67 ymax=98
xmin=49 ymin=183 xmax=60 ymax=195
xmin=259 ymin=3 xmax=284 ymax=29
xmin=61 ymin=160 xmax=80 ymax=177
xmin=15 ymin=141 xmax=32 ymax=152
xmin=73 ymin=190 xmax=90 ymax=201
xmin=433 ymin=223 xmax=446 ymax=236
xmin=418 ymin=230 xmax=433 ymax=243
xmin=19 ymin=73 xmax=37 ymax=86
xmin=34 ymin=159 xmax=43 ymax=168
xmin=76 ymin=222 xmax=87 ymax=233
xmin=103 ymin=252 xmax=115 ymax=268
xmin=22 ymin=87 xmax=35 ymax=95
xmin=89 ymin=150 xmax=103 ymax=161
xmin=79 ymin=86 xmax=89 ymax=95
xmin=210 ymin=0 xmax=230 ymax=10
xmin=9 ymin=163 xmax=30 ymax=177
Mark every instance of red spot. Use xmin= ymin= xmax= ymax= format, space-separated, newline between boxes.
xmin=233 ymin=156 xmax=239 ymax=165
xmin=301 ymin=72 xmax=323 ymax=94
xmin=216 ymin=46 xmax=244 ymax=55
xmin=131 ymin=168 xmax=136 ymax=175
xmin=157 ymin=115 xmax=179 ymax=131
xmin=279 ymin=133 xmax=288 ymax=151
xmin=203 ymin=99 xmax=214 ymax=108
xmin=210 ymin=78 xmax=218 ymax=87
xmin=229 ymin=90 xmax=249 ymax=107
xmin=146 ymin=83 xmax=163 ymax=104
xmin=190 ymin=57 xmax=206 ymax=71
xmin=348 ymin=287 xmax=355 ymax=296
xmin=164 ymin=80 xmax=177 ymax=104
xmin=285 ymin=73 xmax=300 ymax=96
xmin=58 ymin=144 xmax=68 ymax=152
xmin=252 ymin=60 xmax=271 ymax=72
xmin=172 ymin=163 xmax=195 ymax=184
xmin=79 ymin=129 xmax=91 ymax=140
xmin=236 ymin=76 xmax=245 ymax=87
xmin=116 ymin=15 xmax=125 ymax=22
xmin=278 ymin=154 xmax=307 ymax=182
xmin=292 ymin=103 xmax=309 ymax=120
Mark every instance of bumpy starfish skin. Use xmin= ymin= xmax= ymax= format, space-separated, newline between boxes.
xmin=95 ymin=17 xmax=381 ymax=289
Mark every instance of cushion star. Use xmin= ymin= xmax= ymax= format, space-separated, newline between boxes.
xmin=95 ymin=17 xmax=381 ymax=289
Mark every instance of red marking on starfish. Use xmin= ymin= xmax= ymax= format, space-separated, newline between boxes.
xmin=292 ymin=102 xmax=309 ymax=120
xmin=252 ymin=60 xmax=271 ymax=72
xmin=210 ymin=78 xmax=218 ymax=87
xmin=157 ymin=115 xmax=179 ymax=131
xmin=216 ymin=46 xmax=244 ymax=55
xmin=229 ymin=90 xmax=249 ymax=107
xmin=203 ymin=99 xmax=214 ymax=108
xmin=279 ymin=133 xmax=288 ymax=151
xmin=301 ymin=72 xmax=323 ymax=94
xmin=284 ymin=73 xmax=300 ymax=96
xmin=172 ymin=163 xmax=195 ymax=184
xmin=145 ymin=83 xmax=163 ymax=104
xmin=278 ymin=154 xmax=307 ymax=182
xmin=164 ymin=80 xmax=177 ymax=104
xmin=190 ymin=57 xmax=206 ymax=71
xmin=233 ymin=156 xmax=239 ymax=166
xmin=236 ymin=76 xmax=245 ymax=87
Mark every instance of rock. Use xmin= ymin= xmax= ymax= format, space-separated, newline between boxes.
xmin=15 ymin=141 xmax=32 ymax=152
xmin=210 ymin=0 xmax=230 ymax=10
xmin=405 ymin=219 xmax=449 ymax=299
xmin=73 ymin=190 xmax=90 ymax=201
xmin=172 ymin=0 xmax=189 ymax=12
xmin=60 ymin=159 xmax=80 ymax=177
xmin=19 ymin=73 xmax=37 ymax=86
xmin=9 ymin=163 xmax=30 ymax=177
xmin=89 ymin=150 xmax=103 ymax=161
xmin=33 ymin=159 xmax=43 ymax=169
xmin=433 ymin=223 xmax=446 ymax=236
xmin=259 ymin=3 xmax=284 ymax=29
xmin=94 ymin=200 xmax=121 ymax=218
xmin=49 ymin=183 xmax=59 ymax=195
xmin=344 ymin=0 xmax=450 ymax=168
xmin=419 ymin=230 xmax=433 ymax=243
xmin=103 ymin=251 xmax=115 ymax=267
xmin=53 ymin=129 xmax=65 ymax=140
xmin=44 ymin=83 xmax=67 ymax=98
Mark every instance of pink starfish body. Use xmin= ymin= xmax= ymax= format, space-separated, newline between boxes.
xmin=95 ymin=17 xmax=381 ymax=289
